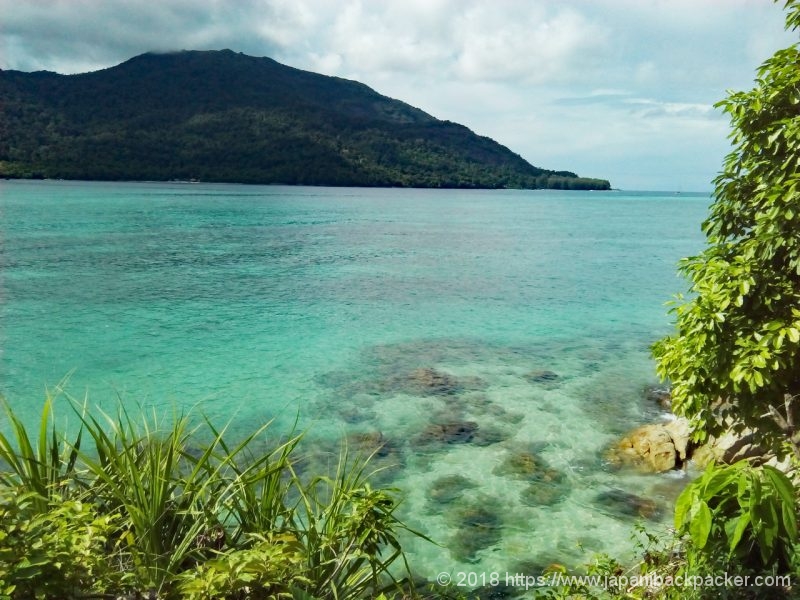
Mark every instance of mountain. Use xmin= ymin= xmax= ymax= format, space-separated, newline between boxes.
xmin=0 ymin=50 xmax=610 ymax=190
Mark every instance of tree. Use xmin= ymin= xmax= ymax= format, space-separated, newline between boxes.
xmin=652 ymin=0 xmax=800 ymax=457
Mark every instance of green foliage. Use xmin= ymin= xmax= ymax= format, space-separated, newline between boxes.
xmin=675 ymin=462 xmax=798 ymax=572
xmin=0 ymin=490 xmax=119 ymax=599
xmin=177 ymin=534 xmax=308 ymax=599
xmin=292 ymin=450 xmax=413 ymax=600
xmin=0 ymin=50 xmax=610 ymax=190
xmin=650 ymin=3 xmax=800 ymax=594
xmin=75 ymin=406 xmax=272 ymax=590
xmin=652 ymin=0 xmax=800 ymax=454
xmin=0 ymin=397 xmax=418 ymax=599
xmin=0 ymin=393 xmax=82 ymax=512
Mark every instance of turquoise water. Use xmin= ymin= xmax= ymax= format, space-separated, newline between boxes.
xmin=0 ymin=180 xmax=709 ymax=579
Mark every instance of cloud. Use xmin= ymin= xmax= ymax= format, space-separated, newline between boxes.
xmin=301 ymin=0 xmax=608 ymax=85
xmin=0 ymin=0 xmax=796 ymax=190
xmin=622 ymin=98 xmax=715 ymax=120
xmin=451 ymin=4 xmax=608 ymax=84
xmin=1 ymin=0 xmax=305 ymax=73
xmin=321 ymin=0 xmax=456 ymax=75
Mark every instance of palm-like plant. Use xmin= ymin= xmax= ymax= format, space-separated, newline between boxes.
xmin=0 ymin=393 xmax=83 ymax=512
xmin=0 ymin=396 xmax=423 ymax=598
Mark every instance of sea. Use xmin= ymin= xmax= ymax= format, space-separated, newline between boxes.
xmin=0 ymin=179 xmax=710 ymax=582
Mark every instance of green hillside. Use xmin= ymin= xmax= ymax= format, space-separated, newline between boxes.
xmin=0 ymin=50 xmax=610 ymax=189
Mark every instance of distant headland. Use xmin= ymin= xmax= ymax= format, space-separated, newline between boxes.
xmin=0 ymin=50 xmax=610 ymax=190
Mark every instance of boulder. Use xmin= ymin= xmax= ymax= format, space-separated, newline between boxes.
xmin=605 ymin=418 xmax=692 ymax=473
xmin=691 ymin=429 xmax=769 ymax=468
xmin=663 ymin=417 xmax=691 ymax=461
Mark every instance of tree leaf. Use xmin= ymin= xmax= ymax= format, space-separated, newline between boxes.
xmin=727 ymin=513 xmax=751 ymax=556
xmin=690 ymin=501 xmax=712 ymax=549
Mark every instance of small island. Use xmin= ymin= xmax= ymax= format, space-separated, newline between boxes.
xmin=0 ymin=50 xmax=610 ymax=190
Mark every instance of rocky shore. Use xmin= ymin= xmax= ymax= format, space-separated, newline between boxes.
xmin=605 ymin=386 xmax=795 ymax=476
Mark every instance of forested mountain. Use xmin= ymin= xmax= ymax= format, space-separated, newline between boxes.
xmin=0 ymin=50 xmax=610 ymax=189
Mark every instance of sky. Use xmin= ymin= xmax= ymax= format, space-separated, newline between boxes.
xmin=1 ymin=0 xmax=798 ymax=191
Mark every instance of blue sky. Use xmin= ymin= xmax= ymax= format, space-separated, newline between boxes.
xmin=2 ymin=0 xmax=797 ymax=191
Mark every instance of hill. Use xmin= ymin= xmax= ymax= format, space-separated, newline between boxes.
xmin=0 ymin=50 xmax=610 ymax=190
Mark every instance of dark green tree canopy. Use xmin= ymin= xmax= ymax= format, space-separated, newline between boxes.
xmin=653 ymin=0 xmax=800 ymax=454
xmin=0 ymin=50 xmax=609 ymax=190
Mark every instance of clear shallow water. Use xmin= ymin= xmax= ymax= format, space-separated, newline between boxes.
xmin=0 ymin=180 xmax=709 ymax=579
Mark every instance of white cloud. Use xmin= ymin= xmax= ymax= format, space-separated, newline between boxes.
xmin=622 ymin=98 xmax=715 ymax=119
xmin=0 ymin=0 xmax=796 ymax=190
xmin=450 ymin=4 xmax=607 ymax=83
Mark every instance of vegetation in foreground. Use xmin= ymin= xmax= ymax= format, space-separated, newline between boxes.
xmin=1 ymin=393 xmax=798 ymax=600
xmin=535 ymin=2 xmax=800 ymax=597
xmin=548 ymin=0 xmax=800 ymax=597
xmin=0 ymin=394 xmax=423 ymax=599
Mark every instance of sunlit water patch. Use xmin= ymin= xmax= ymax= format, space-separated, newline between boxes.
xmin=0 ymin=180 xmax=709 ymax=581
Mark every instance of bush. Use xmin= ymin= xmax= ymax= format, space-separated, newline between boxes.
xmin=0 ymin=491 xmax=119 ymax=598
xmin=652 ymin=0 xmax=800 ymax=457
xmin=675 ymin=462 xmax=798 ymax=574
xmin=0 ymin=395 xmax=418 ymax=599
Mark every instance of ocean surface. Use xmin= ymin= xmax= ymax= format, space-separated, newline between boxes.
xmin=0 ymin=180 xmax=710 ymax=580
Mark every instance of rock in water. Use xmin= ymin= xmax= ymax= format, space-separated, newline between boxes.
xmin=384 ymin=367 xmax=487 ymax=396
xmin=604 ymin=418 xmax=691 ymax=473
xmin=643 ymin=385 xmax=672 ymax=410
xmin=414 ymin=421 xmax=479 ymax=446
xmin=525 ymin=370 xmax=560 ymax=384
xmin=595 ymin=489 xmax=663 ymax=520
xmin=427 ymin=474 xmax=476 ymax=505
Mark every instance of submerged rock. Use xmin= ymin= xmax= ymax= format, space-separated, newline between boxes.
xmin=414 ymin=421 xmax=479 ymax=446
xmin=346 ymin=431 xmax=397 ymax=459
xmin=469 ymin=583 xmax=522 ymax=600
xmin=525 ymin=370 xmax=560 ymax=385
xmin=463 ymin=393 xmax=495 ymax=413
xmin=493 ymin=450 xmax=564 ymax=483
xmin=498 ymin=411 xmax=525 ymax=425
xmin=448 ymin=502 xmax=504 ymax=562
xmin=643 ymin=385 xmax=672 ymax=410
xmin=493 ymin=451 xmax=542 ymax=478
xmin=472 ymin=425 xmax=512 ymax=447
xmin=337 ymin=406 xmax=376 ymax=424
xmin=594 ymin=488 xmax=663 ymax=521
xmin=510 ymin=558 xmax=568 ymax=579
xmin=519 ymin=482 xmax=568 ymax=507
xmin=462 ymin=395 xmax=525 ymax=425
xmin=493 ymin=448 xmax=571 ymax=507
xmin=342 ymin=431 xmax=404 ymax=486
xmin=427 ymin=474 xmax=477 ymax=505
xmin=383 ymin=367 xmax=487 ymax=397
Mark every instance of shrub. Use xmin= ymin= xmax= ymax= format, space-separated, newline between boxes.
xmin=0 ymin=490 xmax=119 ymax=598
xmin=652 ymin=0 xmax=800 ymax=457
xmin=0 ymin=396 xmax=418 ymax=599
xmin=675 ymin=462 xmax=798 ymax=574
